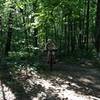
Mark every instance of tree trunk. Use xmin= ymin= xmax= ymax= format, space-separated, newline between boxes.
xmin=85 ymin=0 xmax=90 ymax=51
xmin=34 ymin=28 xmax=38 ymax=47
xmin=33 ymin=2 xmax=38 ymax=47
xmin=64 ymin=15 xmax=67 ymax=56
xmin=5 ymin=12 xmax=13 ymax=56
xmin=0 ymin=16 xmax=3 ymax=55
xmin=95 ymin=0 xmax=100 ymax=57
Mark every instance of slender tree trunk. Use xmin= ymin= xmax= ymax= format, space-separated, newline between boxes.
xmin=44 ymin=19 xmax=48 ymax=43
xmin=64 ymin=15 xmax=67 ymax=56
xmin=95 ymin=0 xmax=100 ymax=57
xmin=85 ymin=0 xmax=90 ymax=51
xmin=34 ymin=28 xmax=38 ymax=47
xmin=33 ymin=2 xmax=38 ymax=47
xmin=5 ymin=12 xmax=13 ymax=56
xmin=45 ymin=26 xmax=48 ymax=43
xmin=71 ymin=20 xmax=76 ymax=54
xmin=83 ymin=0 xmax=87 ymax=47
xmin=0 ymin=16 xmax=2 ymax=35
xmin=22 ymin=4 xmax=29 ymax=53
xmin=0 ymin=16 xmax=2 ymax=55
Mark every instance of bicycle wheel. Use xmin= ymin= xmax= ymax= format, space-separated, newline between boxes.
xmin=49 ymin=52 xmax=53 ymax=71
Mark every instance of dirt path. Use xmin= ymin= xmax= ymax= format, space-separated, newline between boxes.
xmin=0 ymin=60 xmax=100 ymax=100
xmin=32 ymin=60 xmax=100 ymax=100
xmin=19 ymin=60 xmax=100 ymax=100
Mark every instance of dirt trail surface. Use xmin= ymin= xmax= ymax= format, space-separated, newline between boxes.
xmin=0 ymin=61 xmax=100 ymax=100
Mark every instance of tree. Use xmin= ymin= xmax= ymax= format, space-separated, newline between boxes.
xmin=85 ymin=0 xmax=90 ymax=51
xmin=5 ymin=11 xmax=13 ymax=56
xmin=0 ymin=16 xmax=2 ymax=54
xmin=95 ymin=0 xmax=100 ymax=57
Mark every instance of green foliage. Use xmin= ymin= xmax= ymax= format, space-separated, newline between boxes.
xmin=0 ymin=0 xmax=98 ymax=62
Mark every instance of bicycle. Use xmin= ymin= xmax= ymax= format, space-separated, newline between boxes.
xmin=48 ymin=49 xmax=57 ymax=71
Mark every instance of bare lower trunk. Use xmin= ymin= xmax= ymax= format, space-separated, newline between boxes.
xmin=95 ymin=0 xmax=100 ymax=57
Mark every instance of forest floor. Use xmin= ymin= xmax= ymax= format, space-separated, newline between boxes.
xmin=0 ymin=58 xmax=100 ymax=100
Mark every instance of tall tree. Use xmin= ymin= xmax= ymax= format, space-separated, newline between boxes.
xmin=32 ymin=1 xmax=38 ymax=47
xmin=95 ymin=0 xmax=100 ymax=57
xmin=5 ymin=11 xmax=13 ymax=56
xmin=0 ymin=16 xmax=2 ymax=54
xmin=85 ymin=0 xmax=90 ymax=51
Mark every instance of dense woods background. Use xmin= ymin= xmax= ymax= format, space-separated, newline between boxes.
xmin=0 ymin=0 xmax=99 ymax=61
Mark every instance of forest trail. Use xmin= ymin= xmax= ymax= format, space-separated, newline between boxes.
xmin=39 ymin=58 xmax=100 ymax=99
xmin=0 ymin=59 xmax=100 ymax=100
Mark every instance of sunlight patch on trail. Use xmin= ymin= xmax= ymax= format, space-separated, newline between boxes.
xmin=25 ymin=71 xmax=100 ymax=100
xmin=0 ymin=81 xmax=16 ymax=100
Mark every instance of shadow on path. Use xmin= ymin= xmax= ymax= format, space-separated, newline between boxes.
xmin=0 ymin=63 xmax=31 ymax=100
xmin=41 ymin=61 xmax=100 ymax=99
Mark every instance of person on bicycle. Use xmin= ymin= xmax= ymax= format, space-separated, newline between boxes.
xmin=45 ymin=39 xmax=56 ymax=63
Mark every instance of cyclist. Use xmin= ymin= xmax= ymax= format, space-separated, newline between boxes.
xmin=45 ymin=39 xmax=56 ymax=64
